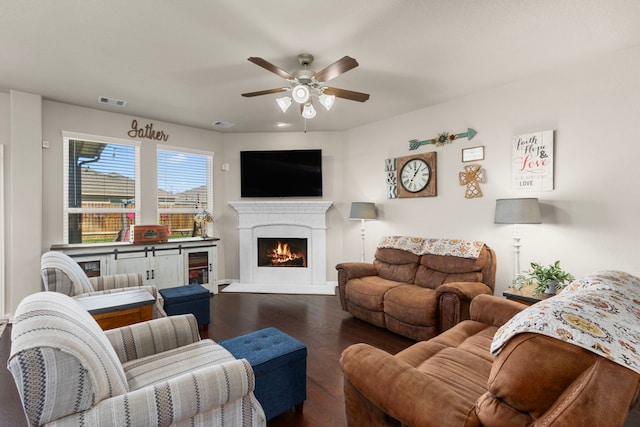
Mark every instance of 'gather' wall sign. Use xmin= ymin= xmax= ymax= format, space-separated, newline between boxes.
xmin=127 ymin=119 xmax=169 ymax=142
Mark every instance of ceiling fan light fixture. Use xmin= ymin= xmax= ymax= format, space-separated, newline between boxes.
xmin=291 ymin=84 xmax=310 ymax=104
xmin=318 ymin=94 xmax=335 ymax=111
xmin=276 ymin=96 xmax=292 ymax=113
xmin=302 ymin=103 xmax=317 ymax=119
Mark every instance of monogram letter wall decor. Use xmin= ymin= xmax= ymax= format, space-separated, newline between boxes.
xmin=385 ymin=158 xmax=398 ymax=199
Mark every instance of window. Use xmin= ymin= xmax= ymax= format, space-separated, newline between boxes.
xmin=63 ymin=133 xmax=140 ymax=244
xmin=157 ymin=147 xmax=213 ymax=239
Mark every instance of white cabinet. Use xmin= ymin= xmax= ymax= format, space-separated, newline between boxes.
xmin=184 ymin=246 xmax=218 ymax=294
xmin=113 ymin=247 xmax=183 ymax=290
xmin=52 ymin=238 xmax=219 ymax=293
xmin=71 ymin=254 xmax=112 ymax=278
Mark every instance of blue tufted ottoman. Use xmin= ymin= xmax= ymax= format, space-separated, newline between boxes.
xmin=220 ymin=327 xmax=307 ymax=420
xmin=159 ymin=284 xmax=210 ymax=329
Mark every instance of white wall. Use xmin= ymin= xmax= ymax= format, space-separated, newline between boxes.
xmin=7 ymin=91 xmax=43 ymax=317
xmin=3 ymin=45 xmax=640 ymax=315
xmin=341 ymin=45 xmax=640 ymax=295
xmin=0 ymin=92 xmax=8 ymax=319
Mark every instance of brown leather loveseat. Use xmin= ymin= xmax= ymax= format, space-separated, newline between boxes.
xmin=341 ymin=270 xmax=640 ymax=427
xmin=336 ymin=237 xmax=496 ymax=340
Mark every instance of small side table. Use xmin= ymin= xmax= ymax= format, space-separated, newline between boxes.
xmin=75 ymin=289 xmax=155 ymax=330
xmin=503 ymin=283 xmax=553 ymax=306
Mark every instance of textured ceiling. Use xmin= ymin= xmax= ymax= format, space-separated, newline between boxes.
xmin=1 ymin=0 xmax=639 ymax=133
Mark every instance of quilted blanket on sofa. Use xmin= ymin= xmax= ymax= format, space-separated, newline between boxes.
xmin=377 ymin=236 xmax=485 ymax=259
xmin=491 ymin=270 xmax=640 ymax=375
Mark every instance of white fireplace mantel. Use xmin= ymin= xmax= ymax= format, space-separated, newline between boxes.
xmin=228 ymin=201 xmax=335 ymax=294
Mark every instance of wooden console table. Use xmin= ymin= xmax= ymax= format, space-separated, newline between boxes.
xmin=75 ymin=289 xmax=155 ymax=330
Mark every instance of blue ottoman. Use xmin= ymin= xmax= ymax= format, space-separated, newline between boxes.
xmin=220 ymin=327 xmax=307 ymax=420
xmin=159 ymin=285 xmax=210 ymax=329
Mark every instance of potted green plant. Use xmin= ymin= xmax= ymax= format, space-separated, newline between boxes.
xmin=513 ymin=260 xmax=575 ymax=296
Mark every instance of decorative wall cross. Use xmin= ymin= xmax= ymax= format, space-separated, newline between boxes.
xmin=459 ymin=164 xmax=486 ymax=198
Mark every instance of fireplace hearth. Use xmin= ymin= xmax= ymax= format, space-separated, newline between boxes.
xmin=258 ymin=238 xmax=307 ymax=267
xmin=229 ymin=201 xmax=335 ymax=293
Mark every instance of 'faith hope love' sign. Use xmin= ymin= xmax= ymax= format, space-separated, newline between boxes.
xmin=511 ymin=130 xmax=554 ymax=192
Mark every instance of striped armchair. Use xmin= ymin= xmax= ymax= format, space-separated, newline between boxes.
xmin=8 ymin=292 xmax=266 ymax=426
xmin=40 ymin=251 xmax=167 ymax=318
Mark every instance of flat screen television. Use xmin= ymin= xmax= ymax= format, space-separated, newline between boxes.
xmin=240 ymin=149 xmax=323 ymax=197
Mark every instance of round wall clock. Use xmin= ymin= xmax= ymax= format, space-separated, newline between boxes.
xmin=395 ymin=152 xmax=437 ymax=198
xmin=400 ymin=158 xmax=430 ymax=193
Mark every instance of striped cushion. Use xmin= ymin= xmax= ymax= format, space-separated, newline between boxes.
xmin=8 ymin=292 xmax=128 ymax=425
xmin=89 ymin=273 xmax=143 ymax=290
xmin=40 ymin=251 xmax=94 ymax=295
xmin=105 ymin=314 xmax=201 ymax=363
xmin=123 ymin=339 xmax=236 ymax=390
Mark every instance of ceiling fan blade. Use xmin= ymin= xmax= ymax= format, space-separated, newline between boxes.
xmin=314 ymin=56 xmax=359 ymax=82
xmin=248 ymin=57 xmax=295 ymax=80
xmin=241 ymin=88 xmax=288 ymax=97
xmin=323 ymin=87 xmax=370 ymax=102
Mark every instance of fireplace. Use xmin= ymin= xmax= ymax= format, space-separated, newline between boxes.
xmin=258 ymin=238 xmax=307 ymax=267
xmin=229 ymin=201 xmax=334 ymax=293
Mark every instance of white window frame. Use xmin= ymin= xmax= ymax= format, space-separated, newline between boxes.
xmin=62 ymin=131 xmax=141 ymax=244
xmin=157 ymin=145 xmax=214 ymax=223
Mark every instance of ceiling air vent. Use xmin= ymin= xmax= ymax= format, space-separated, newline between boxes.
xmin=212 ymin=120 xmax=235 ymax=128
xmin=98 ymin=96 xmax=127 ymax=107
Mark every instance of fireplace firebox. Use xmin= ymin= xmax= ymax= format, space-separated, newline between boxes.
xmin=257 ymin=238 xmax=307 ymax=267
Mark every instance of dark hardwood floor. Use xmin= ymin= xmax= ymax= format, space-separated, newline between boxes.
xmin=1 ymin=290 xmax=640 ymax=426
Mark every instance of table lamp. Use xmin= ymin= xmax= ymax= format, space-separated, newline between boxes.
xmin=494 ymin=198 xmax=541 ymax=278
xmin=194 ymin=209 xmax=213 ymax=239
xmin=349 ymin=202 xmax=377 ymax=262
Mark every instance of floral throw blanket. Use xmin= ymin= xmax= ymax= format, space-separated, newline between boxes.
xmin=491 ymin=270 xmax=640 ymax=375
xmin=377 ymin=236 xmax=485 ymax=259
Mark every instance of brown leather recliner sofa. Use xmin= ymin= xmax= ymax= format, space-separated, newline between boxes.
xmin=336 ymin=237 xmax=496 ymax=340
xmin=341 ymin=272 xmax=640 ymax=427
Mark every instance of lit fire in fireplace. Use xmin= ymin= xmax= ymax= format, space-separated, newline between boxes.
xmin=258 ymin=237 xmax=307 ymax=267
xmin=269 ymin=242 xmax=301 ymax=265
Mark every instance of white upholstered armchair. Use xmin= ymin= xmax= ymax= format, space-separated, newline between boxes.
xmin=8 ymin=291 xmax=266 ymax=426
xmin=40 ymin=250 xmax=166 ymax=318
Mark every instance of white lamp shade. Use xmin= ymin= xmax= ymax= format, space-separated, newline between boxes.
xmin=291 ymin=84 xmax=310 ymax=104
xmin=276 ymin=96 xmax=292 ymax=113
xmin=302 ymin=103 xmax=317 ymax=119
xmin=494 ymin=198 xmax=541 ymax=224
xmin=349 ymin=202 xmax=377 ymax=220
xmin=318 ymin=94 xmax=335 ymax=111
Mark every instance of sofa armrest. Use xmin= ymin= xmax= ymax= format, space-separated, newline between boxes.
xmin=436 ymin=281 xmax=492 ymax=301
xmin=470 ymin=294 xmax=525 ymax=327
xmin=336 ymin=262 xmax=378 ymax=280
xmin=436 ymin=282 xmax=493 ymax=332
xmin=336 ymin=262 xmax=378 ymax=309
xmin=105 ymin=314 xmax=201 ymax=363
xmin=78 ymin=359 xmax=266 ymax=425
xmin=341 ymin=343 xmax=480 ymax=427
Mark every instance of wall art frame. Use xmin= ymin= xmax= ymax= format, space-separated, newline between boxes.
xmin=462 ymin=146 xmax=484 ymax=162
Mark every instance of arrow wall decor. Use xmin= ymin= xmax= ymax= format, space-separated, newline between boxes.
xmin=409 ymin=128 xmax=477 ymax=151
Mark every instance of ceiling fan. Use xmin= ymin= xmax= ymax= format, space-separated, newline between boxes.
xmin=241 ymin=53 xmax=370 ymax=119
